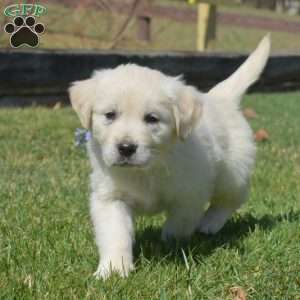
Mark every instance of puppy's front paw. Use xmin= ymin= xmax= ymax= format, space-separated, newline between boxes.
xmin=197 ymin=218 xmax=224 ymax=235
xmin=197 ymin=208 xmax=232 ymax=235
xmin=161 ymin=222 xmax=192 ymax=242
xmin=161 ymin=226 xmax=176 ymax=242
xmin=93 ymin=258 xmax=134 ymax=280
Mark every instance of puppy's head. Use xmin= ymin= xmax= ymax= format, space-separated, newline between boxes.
xmin=69 ymin=64 xmax=202 ymax=168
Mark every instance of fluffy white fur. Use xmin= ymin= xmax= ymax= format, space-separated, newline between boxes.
xmin=69 ymin=36 xmax=270 ymax=279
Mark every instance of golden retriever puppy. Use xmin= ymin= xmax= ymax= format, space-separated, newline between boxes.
xmin=69 ymin=36 xmax=270 ymax=279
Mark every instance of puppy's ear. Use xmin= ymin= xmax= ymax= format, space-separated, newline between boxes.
xmin=68 ymin=78 xmax=96 ymax=129
xmin=173 ymin=86 xmax=202 ymax=140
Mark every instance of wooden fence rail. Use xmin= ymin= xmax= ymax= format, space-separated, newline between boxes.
xmin=46 ymin=1 xmax=300 ymax=51
xmin=50 ymin=0 xmax=300 ymax=34
xmin=0 ymin=49 xmax=299 ymax=105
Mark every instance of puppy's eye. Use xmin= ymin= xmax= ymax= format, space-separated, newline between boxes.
xmin=144 ymin=113 xmax=159 ymax=124
xmin=104 ymin=111 xmax=117 ymax=121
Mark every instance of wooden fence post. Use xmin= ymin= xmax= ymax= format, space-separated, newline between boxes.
xmin=137 ymin=16 xmax=151 ymax=42
xmin=197 ymin=3 xmax=216 ymax=51
xmin=137 ymin=0 xmax=151 ymax=42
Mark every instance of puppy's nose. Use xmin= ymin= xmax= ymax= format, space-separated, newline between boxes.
xmin=118 ymin=142 xmax=137 ymax=157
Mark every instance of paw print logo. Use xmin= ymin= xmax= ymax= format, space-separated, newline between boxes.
xmin=4 ymin=16 xmax=45 ymax=48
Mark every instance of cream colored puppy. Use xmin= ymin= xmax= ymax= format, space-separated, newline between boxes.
xmin=69 ymin=36 xmax=270 ymax=279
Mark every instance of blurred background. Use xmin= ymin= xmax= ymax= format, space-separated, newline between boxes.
xmin=1 ymin=0 xmax=300 ymax=53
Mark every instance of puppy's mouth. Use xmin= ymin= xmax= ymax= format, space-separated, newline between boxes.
xmin=112 ymin=158 xmax=147 ymax=168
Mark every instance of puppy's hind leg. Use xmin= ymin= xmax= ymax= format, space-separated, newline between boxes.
xmin=197 ymin=186 xmax=249 ymax=235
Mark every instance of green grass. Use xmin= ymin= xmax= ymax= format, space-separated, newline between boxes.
xmin=1 ymin=92 xmax=300 ymax=299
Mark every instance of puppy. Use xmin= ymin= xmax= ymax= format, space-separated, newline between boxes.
xmin=69 ymin=36 xmax=270 ymax=279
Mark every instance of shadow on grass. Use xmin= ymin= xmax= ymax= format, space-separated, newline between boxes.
xmin=134 ymin=210 xmax=299 ymax=264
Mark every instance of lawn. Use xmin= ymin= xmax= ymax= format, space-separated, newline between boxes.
xmin=0 ymin=92 xmax=299 ymax=299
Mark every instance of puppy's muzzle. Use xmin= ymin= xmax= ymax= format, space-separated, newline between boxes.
xmin=117 ymin=142 xmax=138 ymax=158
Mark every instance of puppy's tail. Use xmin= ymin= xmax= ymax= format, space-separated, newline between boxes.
xmin=208 ymin=34 xmax=271 ymax=104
